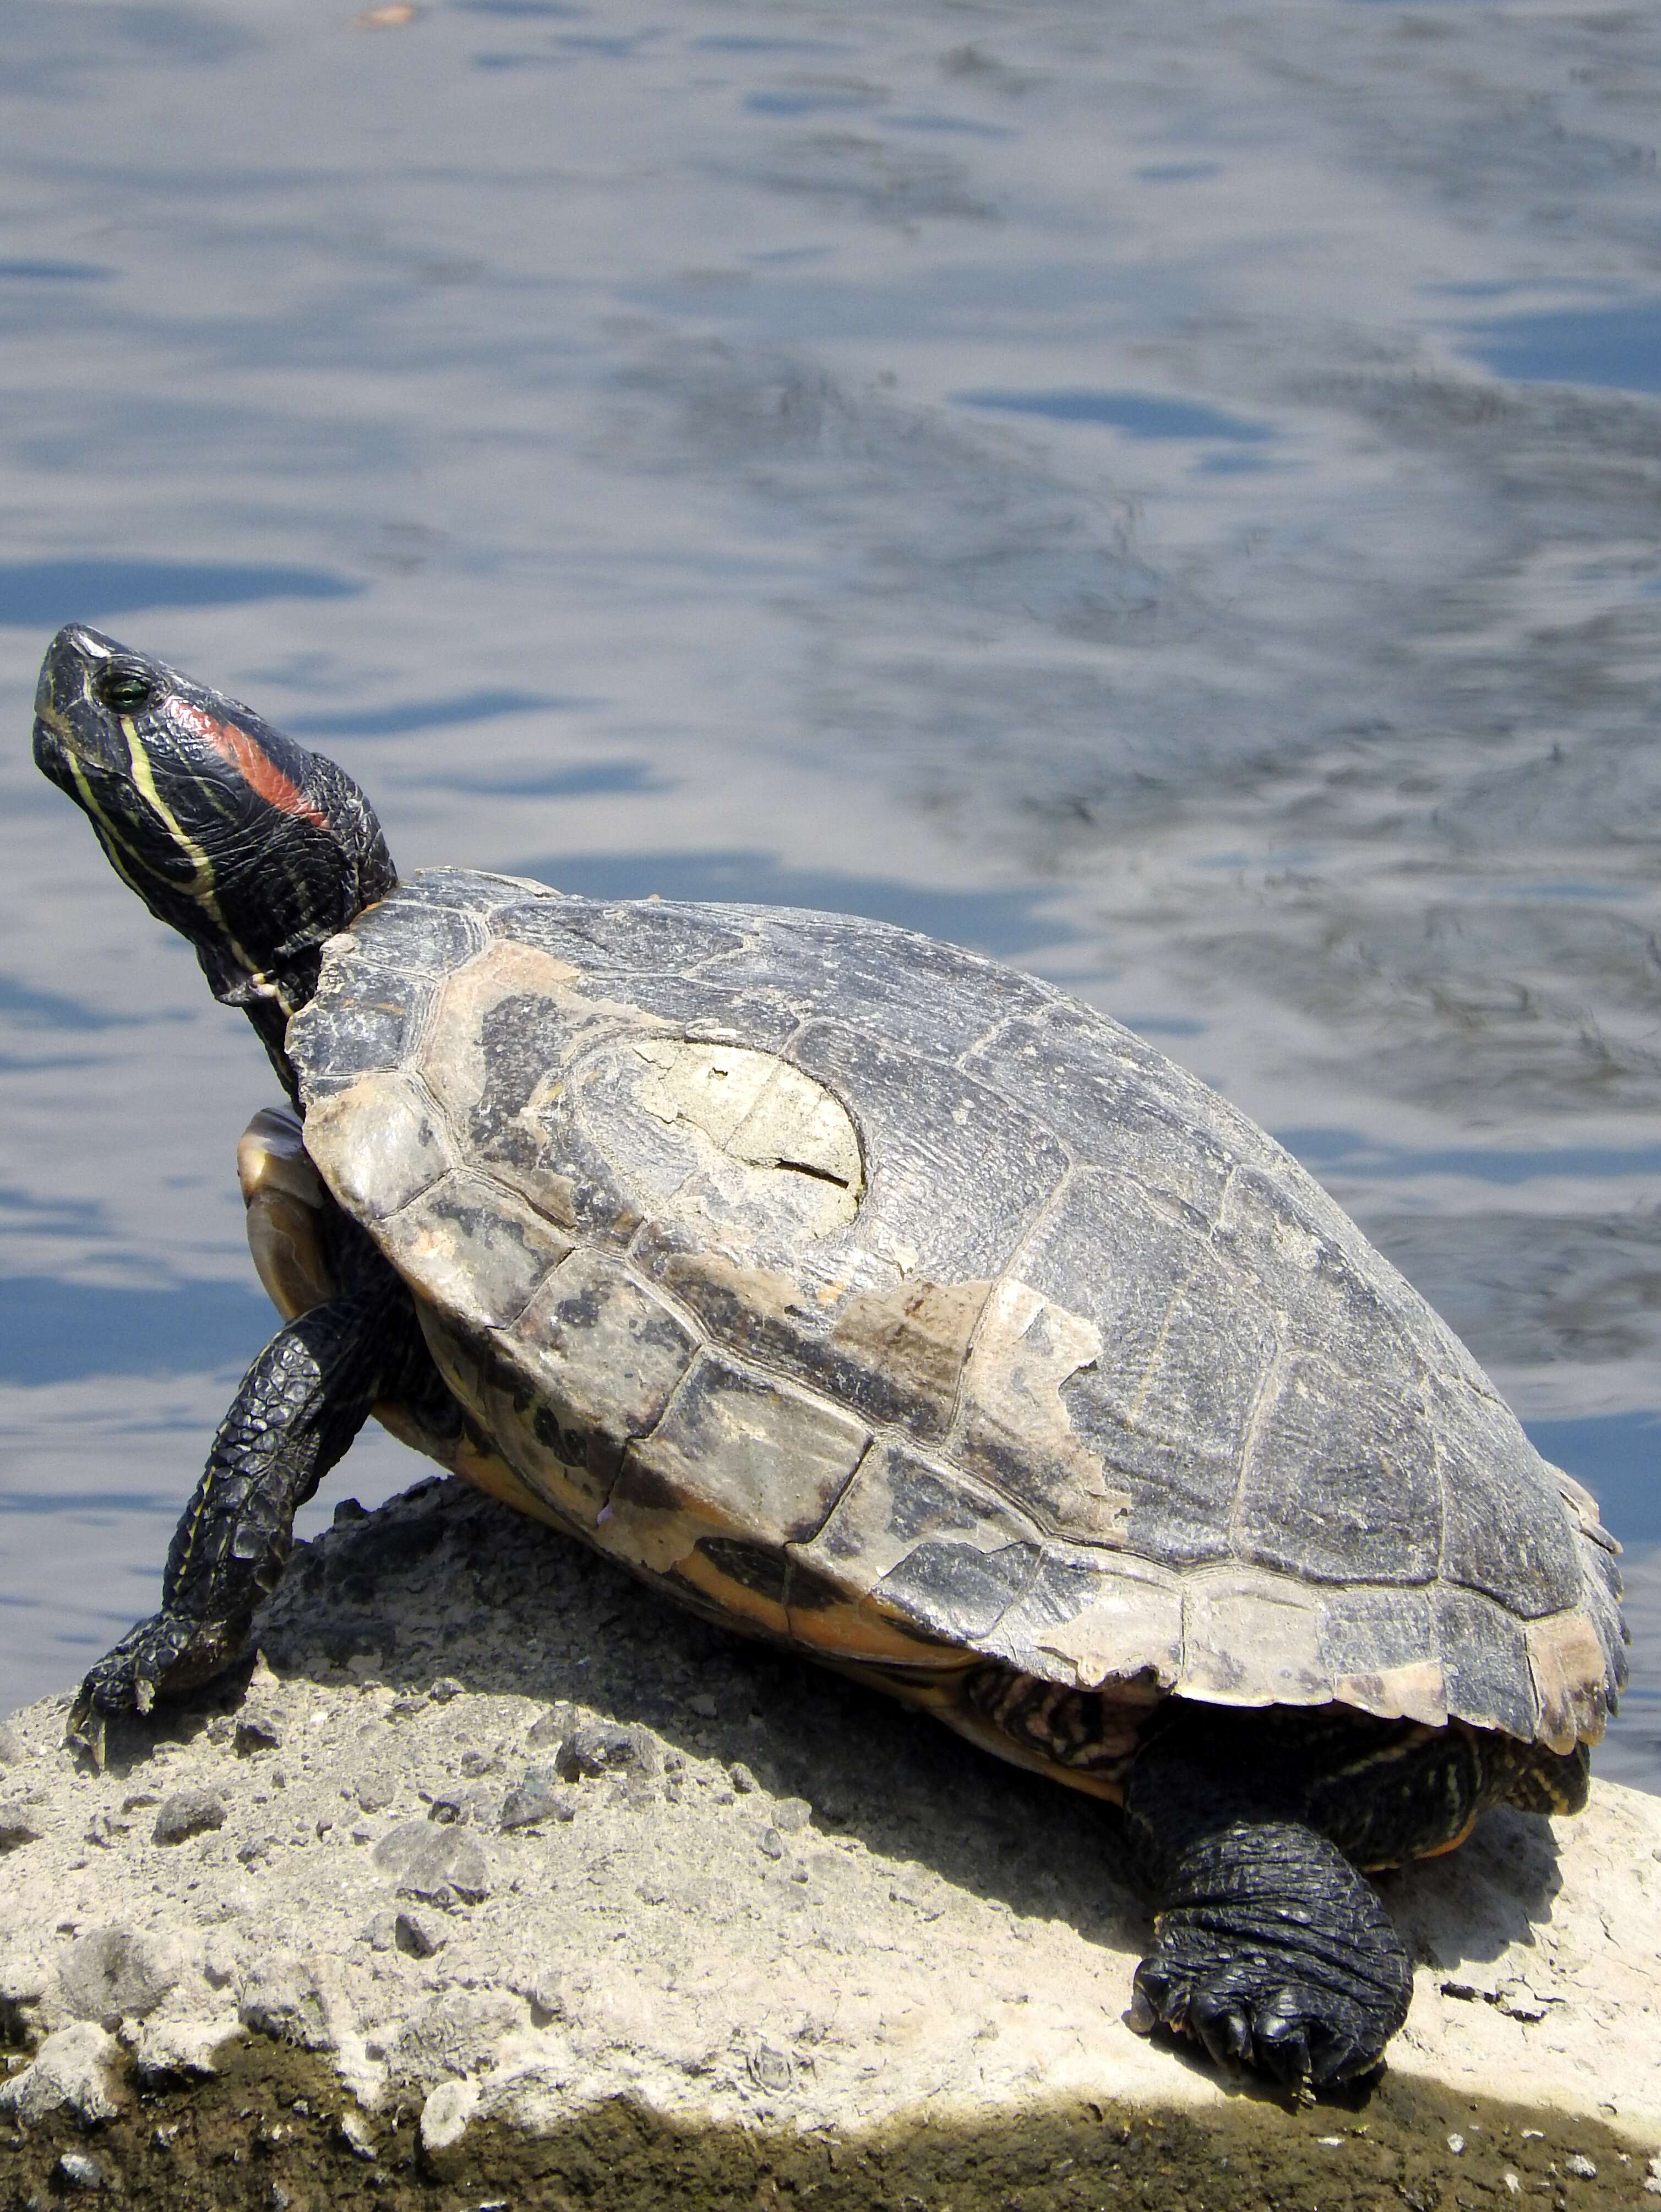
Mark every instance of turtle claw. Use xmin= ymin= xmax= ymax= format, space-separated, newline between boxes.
xmin=66 ymin=1608 xmax=240 ymax=1760
xmin=1131 ymin=1943 xmax=1390 ymax=2096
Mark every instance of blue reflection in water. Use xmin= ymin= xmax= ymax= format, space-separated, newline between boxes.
xmin=956 ymin=389 xmax=1273 ymax=441
xmin=1460 ymin=300 xmax=1661 ymax=396
xmin=424 ymin=760 xmax=663 ymax=798
xmin=745 ymin=89 xmax=879 ymax=117
xmin=0 ymin=559 xmax=361 ymax=628
xmin=0 ymin=261 xmax=112 ymax=283
xmin=0 ymin=1277 xmax=273 ymax=1386
xmin=512 ymin=849 xmax=1067 ymax=959
xmin=0 ymin=976 xmax=181 ymax=1034
xmin=286 ymin=689 xmax=574 ymax=740
xmin=1282 ymin=1124 xmax=1661 ymax=1186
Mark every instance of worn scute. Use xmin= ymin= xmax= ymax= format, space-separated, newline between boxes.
xmin=289 ymin=871 xmax=1625 ymax=1753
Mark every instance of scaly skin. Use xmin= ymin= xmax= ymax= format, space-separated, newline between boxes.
xmin=66 ymin=1271 xmax=431 ymax=1763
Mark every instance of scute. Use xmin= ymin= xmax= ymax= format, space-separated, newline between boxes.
xmin=289 ymin=869 xmax=1626 ymax=1751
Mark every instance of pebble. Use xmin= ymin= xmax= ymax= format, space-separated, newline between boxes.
xmin=554 ymin=1724 xmax=642 ymax=1782
xmin=151 ymin=1787 xmax=228 ymax=1845
xmin=1564 ymin=2154 xmax=1597 ymax=2180
xmin=53 ymin=2150 xmax=106 ymax=2192
xmin=729 ymin=1762 xmax=758 ymax=1793
xmin=234 ymin=1715 xmax=282 ymax=1756
xmin=0 ymin=1721 xmax=23 ymax=1763
xmin=372 ymin=1817 xmax=490 ymax=1901
xmin=499 ymin=1768 xmax=578 ymax=1830
xmin=748 ymin=2039 xmax=793 ymax=2094
xmin=0 ymin=1802 xmax=43 ymax=1852
xmin=337 ymin=2108 xmax=377 ymax=2161
xmin=366 ymin=1908 xmax=445 ymax=1958
xmin=239 ymin=1954 xmax=336 ymax=2053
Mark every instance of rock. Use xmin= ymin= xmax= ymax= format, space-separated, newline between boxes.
xmin=499 ymin=1768 xmax=579 ymax=1830
xmin=151 ymin=1787 xmax=227 ymax=1845
xmin=337 ymin=2108 xmax=376 ymax=2161
xmin=233 ymin=1715 xmax=282 ymax=1756
xmin=58 ymin=1928 xmax=181 ymax=2025
xmin=365 ymin=1908 xmax=444 ymax=1958
xmin=0 ymin=1481 xmax=1658 ymax=2166
xmin=420 ymin=2074 xmax=479 ymax=2168
xmin=372 ymin=1817 xmax=490 ymax=1902
xmin=133 ymin=2015 xmax=240 ymax=2086
xmin=238 ymin=1954 xmax=338 ymax=2052
xmin=0 ymin=1720 xmax=24 ymax=1763
xmin=525 ymin=1704 xmax=578 ymax=1749
xmin=553 ymin=1724 xmax=645 ymax=1782
xmin=0 ymin=2022 xmax=120 ymax=2126
xmin=0 ymin=1801 xmax=44 ymax=1852
xmin=53 ymin=2150 xmax=106 ymax=2192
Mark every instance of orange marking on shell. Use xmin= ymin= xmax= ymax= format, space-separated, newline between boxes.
xmin=167 ymin=698 xmax=330 ymax=829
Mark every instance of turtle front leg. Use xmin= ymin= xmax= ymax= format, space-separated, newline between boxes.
xmin=67 ymin=1280 xmax=429 ymax=1760
xmin=1121 ymin=1712 xmax=1414 ymax=2093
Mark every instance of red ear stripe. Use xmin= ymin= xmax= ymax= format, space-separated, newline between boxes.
xmin=166 ymin=699 xmax=332 ymax=831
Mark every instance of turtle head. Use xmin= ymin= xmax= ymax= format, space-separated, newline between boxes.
xmin=33 ymin=624 xmax=396 ymax=1095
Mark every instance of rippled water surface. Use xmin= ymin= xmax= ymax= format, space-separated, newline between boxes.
xmin=3 ymin=0 xmax=1659 ymax=1789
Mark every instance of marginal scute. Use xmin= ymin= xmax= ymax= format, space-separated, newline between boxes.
xmin=610 ymin=1352 xmax=869 ymax=1568
xmin=503 ymin=1249 xmax=698 ymax=1449
xmin=375 ymin=1171 xmax=571 ymax=1335
xmin=303 ymin=1072 xmax=450 ymax=1221
xmin=1526 ymin=1611 xmax=1611 ymax=1754
xmin=1316 ymin=1586 xmax=1446 ymax=1725
xmin=1433 ymin=1587 xmax=1539 ymax=1743
xmin=1179 ymin=1568 xmax=1330 ymax=1707
xmin=789 ymin=1438 xmax=1043 ymax=1593
xmin=989 ymin=1547 xmax=1184 ymax=1692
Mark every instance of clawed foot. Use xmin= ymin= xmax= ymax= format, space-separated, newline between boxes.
xmin=1130 ymin=1944 xmax=1386 ymax=2094
xmin=66 ymin=1610 xmax=243 ymax=1766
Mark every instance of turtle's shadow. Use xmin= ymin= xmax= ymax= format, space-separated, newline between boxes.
xmin=136 ymin=1472 xmax=1565 ymax=2091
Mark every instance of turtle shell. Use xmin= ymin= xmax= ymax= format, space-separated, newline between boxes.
xmin=287 ymin=869 xmax=1626 ymax=1756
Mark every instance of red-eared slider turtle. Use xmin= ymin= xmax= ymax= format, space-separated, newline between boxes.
xmin=33 ymin=624 xmax=1626 ymax=2094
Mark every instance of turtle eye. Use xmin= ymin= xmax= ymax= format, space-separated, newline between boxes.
xmin=92 ymin=661 xmax=159 ymax=714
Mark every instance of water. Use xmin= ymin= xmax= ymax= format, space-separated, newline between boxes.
xmin=2 ymin=0 xmax=1659 ymax=1791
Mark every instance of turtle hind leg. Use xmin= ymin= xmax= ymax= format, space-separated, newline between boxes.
xmin=1121 ymin=1706 xmax=1422 ymax=2093
xmin=1126 ymin=1810 xmax=1413 ymax=2091
xmin=67 ymin=1274 xmax=432 ymax=1760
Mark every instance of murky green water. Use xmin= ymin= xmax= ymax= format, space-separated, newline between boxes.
xmin=2 ymin=0 xmax=1658 ymax=1789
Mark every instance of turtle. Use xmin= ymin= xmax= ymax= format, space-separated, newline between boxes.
xmin=32 ymin=622 xmax=1626 ymax=2095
